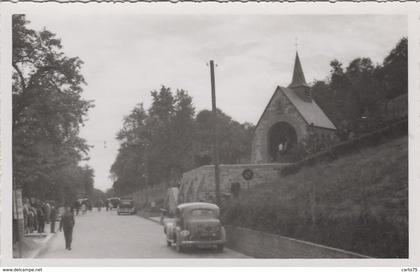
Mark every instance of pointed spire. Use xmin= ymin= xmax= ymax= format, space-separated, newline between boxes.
xmin=289 ymin=52 xmax=308 ymax=88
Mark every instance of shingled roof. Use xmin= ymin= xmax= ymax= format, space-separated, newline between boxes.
xmin=280 ymin=87 xmax=336 ymax=130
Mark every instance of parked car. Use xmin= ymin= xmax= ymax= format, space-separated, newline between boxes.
xmin=163 ymin=202 xmax=226 ymax=252
xmin=107 ymin=197 xmax=120 ymax=210
xmin=117 ymin=198 xmax=136 ymax=215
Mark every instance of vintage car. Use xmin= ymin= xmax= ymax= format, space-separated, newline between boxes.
xmin=107 ymin=197 xmax=120 ymax=210
xmin=163 ymin=202 xmax=226 ymax=252
xmin=117 ymin=198 xmax=136 ymax=215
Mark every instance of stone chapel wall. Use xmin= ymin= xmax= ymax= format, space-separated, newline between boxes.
xmin=251 ymin=88 xmax=308 ymax=164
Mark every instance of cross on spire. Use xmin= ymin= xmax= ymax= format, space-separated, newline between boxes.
xmin=294 ymin=37 xmax=299 ymax=52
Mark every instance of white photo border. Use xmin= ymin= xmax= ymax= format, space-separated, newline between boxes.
xmin=1 ymin=2 xmax=419 ymax=267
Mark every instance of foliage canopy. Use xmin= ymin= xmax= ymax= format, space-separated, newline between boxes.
xmin=12 ymin=15 xmax=95 ymax=203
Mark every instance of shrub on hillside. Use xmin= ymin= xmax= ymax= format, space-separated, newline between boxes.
xmin=222 ymin=137 xmax=408 ymax=258
xmin=281 ymin=118 xmax=407 ymax=177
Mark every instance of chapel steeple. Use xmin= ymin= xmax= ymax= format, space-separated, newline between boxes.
xmin=289 ymin=51 xmax=312 ymax=102
xmin=289 ymin=52 xmax=308 ymax=88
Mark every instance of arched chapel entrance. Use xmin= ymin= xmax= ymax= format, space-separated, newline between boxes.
xmin=267 ymin=122 xmax=297 ymax=162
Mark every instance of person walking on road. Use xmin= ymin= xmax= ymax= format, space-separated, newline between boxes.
xmin=73 ymin=200 xmax=80 ymax=216
xmin=60 ymin=206 xmax=75 ymax=250
xmin=50 ymin=205 xmax=57 ymax=233
xmin=44 ymin=202 xmax=51 ymax=224
xmin=81 ymin=202 xmax=87 ymax=215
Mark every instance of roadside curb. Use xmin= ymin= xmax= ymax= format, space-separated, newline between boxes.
xmin=148 ymin=217 xmax=161 ymax=224
xmin=31 ymin=232 xmax=57 ymax=258
xmin=136 ymin=212 xmax=162 ymax=225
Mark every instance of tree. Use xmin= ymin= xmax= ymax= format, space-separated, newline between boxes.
xmin=146 ymin=86 xmax=177 ymax=186
xmin=111 ymin=86 xmax=197 ymax=195
xmin=194 ymin=109 xmax=254 ymax=165
xmin=312 ymin=37 xmax=407 ymax=137
xmin=12 ymin=15 xmax=94 ymax=201
xmin=329 ymin=59 xmax=355 ymax=123
xmin=111 ymin=86 xmax=255 ymax=196
xmin=91 ymin=188 xmax=106 ymax=206
xmin=379 ymin=37 xmax=408 ymax=100
xmin=167 ymin=89 xmax=196 ymax=178
xmin=345 ymin=57 xmax=381 ymax=120
xmin=312 ymin=80 xmax=338 ymax=125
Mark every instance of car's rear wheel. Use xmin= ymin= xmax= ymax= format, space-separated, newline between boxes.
xmin=167 ymin=240 xmax=171 ymax=246
xmin=216 ymin=245 xmax=224 ymax=252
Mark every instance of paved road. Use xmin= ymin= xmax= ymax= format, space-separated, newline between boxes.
xmin=39 ymin=210 xmax=247 ymax=258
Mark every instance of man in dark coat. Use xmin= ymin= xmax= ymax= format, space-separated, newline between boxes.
xmin=59 ymin=206 xmax=75 ymax=250
xmin=36 ymin=205 xmax=45 ymax=233
xmin=50 ymin=205 xmax=57 ymax=233
xmin=73 ymin=200 xmax=80 ymax=216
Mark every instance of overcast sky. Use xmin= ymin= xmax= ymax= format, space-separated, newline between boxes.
xmin=26 ymin=14 xmax=406 ymax=191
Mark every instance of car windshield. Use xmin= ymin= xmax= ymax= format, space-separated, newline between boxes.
xmin=120 ymin=200 xmax=133 ymax=206
xmin=189 ymin=209 xmax=216 ymax=219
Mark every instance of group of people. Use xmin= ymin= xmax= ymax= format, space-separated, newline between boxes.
xmin=23 ymin=198 xmax=58 ymax=234
xmin=22 ymin=197 xmax=114 ymax=251
xmin=72 ymin=198 xmax=110 ymax=213
xmin=21 ymin=198 xmax=76 ymax=250
xmin=71 ymin=199 xmax=92 ymax=215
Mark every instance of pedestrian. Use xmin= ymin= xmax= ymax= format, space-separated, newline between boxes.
xmin=105 ymin=199 xmax=109 ymax=211
xmin=27 ymin=207 xmax=34 ymax=233
xmin=97 ymin=200 xmax=102 ymax=212
xmin=44 ymin=202 xmax=51 ymax=225
xmin=59 ymin=206 xmax=75 ymax=250
xmin=76 ymin=200 xmax=81 ymax=215
xmin=36 ymin=205 xmax=45 ymax=233
xmin=81 ymin=202 xmax=86 ymax=215
xmin=73 ymin=200 xmax=80 ymax=216
xmin=23 ymin=203 xmax=28 ymax=234
xmin=50 ymin=205 xmax=57 ymax=233
xmin=30 ymin=206 xmax=37 ymax=233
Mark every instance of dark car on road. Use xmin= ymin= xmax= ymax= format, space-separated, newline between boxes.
xmin=107 ymin=197 xmax=120 ymax=210
xmin=117 ymin=198 xmax=136 ymax=215
xmin=163 ymin=202 xmax=226 ymax=252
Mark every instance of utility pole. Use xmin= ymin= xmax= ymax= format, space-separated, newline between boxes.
xmin=141 ymin=143 xmax=150 ymax=208
xmin=209 ymin=60 xmax=221 ymax=206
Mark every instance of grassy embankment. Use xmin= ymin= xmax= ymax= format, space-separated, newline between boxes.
xmin=222 ymin=136 xmax=408 ymax=258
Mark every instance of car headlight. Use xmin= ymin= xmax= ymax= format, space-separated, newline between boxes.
xmin=180 ymin=230 xmax=190 ymax=237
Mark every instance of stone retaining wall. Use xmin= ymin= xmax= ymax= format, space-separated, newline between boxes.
xmin=178 ymin=163 xmax=290 ymax=203
xmin=224 ymin=225 xmax=369 ymax=258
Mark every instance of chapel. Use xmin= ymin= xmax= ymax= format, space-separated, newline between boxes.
xmin=251 ymin=52 xmax=337 ymax=163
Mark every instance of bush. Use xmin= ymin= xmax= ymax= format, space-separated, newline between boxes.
xmin=281 ymin=118 xmax=407 ymax=177
xmin=222 ymin=136 xmax=408 ymax=258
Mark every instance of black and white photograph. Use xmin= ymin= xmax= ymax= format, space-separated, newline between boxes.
xmin=1 ymin=2 xmax=418 ymax=269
